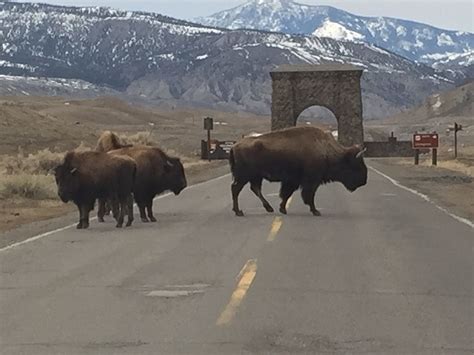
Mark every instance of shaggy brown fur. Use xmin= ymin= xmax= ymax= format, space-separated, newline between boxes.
xmin=229 ymin=126 xmax=367 ymax=216
xmin=95 ymin=131 xmax=131 ymax=152
xmin=104 ymin=146 xmax=187 ymax=223
xmin=54 ymin=151 xmax=136 ymax=229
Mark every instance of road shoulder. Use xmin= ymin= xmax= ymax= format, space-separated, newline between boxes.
xmin=369 ymin=158 xmax=473 ymax=224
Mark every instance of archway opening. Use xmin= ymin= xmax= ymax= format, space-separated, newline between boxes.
xmin=296 ymin=105 xmax=338 ymax=140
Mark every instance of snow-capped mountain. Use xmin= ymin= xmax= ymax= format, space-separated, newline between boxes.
xmin=0 ymin=2 xmax=456 ymax=118
xmin=196 ymin=0 xmax=473 ymax=68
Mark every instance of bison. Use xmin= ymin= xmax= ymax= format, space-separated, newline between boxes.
xmin=229 ymin=126 xmax=367 ymax=216
xmin=96 ymin=130 xmax=132 ymax=152
xmin=54 ymin=151 xmax=136 ymax=229
xmin=104 ymin=146 xmax=187 ymax=222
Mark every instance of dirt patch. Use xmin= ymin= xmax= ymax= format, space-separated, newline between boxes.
xmin=369 ymin=158 xmax=474 ymax=222
xmin=0 ymin=199 xmax=74 ymax=234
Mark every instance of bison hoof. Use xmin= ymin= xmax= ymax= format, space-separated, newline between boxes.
xmin=311 ymin=209 xmax=322 ymax=216
xmin=76 ymin=223 xmax=83 ymax=229
xmin=98 ymin=217 xmax=105 ymax=223
xmin=126 ymin=220 xmax=133 ymax=227
xmin=141 ymin=217 xmax=150 ymax=223
xmin=149 ymin=216 xmax=157 ymax=222
xmin=116 ymin=223 xmax=123 ymax=228
xmin=279 ymin=206 xmax=287 ymax=215
xmin=264 ymin=205 xmax=274 ymax=213
xmin=234 ymin=210 xmax=244 ymax=217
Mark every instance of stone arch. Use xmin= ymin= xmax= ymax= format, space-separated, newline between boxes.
xmin=270 ymin=64 xmax=364 ymax=146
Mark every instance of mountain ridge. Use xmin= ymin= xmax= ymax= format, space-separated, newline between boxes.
xmin=0 ymin=1 xmax=458 ymax=119
xmin=196 ymin=0 xmax=473 ymax=69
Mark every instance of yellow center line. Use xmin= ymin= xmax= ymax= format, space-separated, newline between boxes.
xmin=267 ymin=217 xmax=283 ymax=242
xmin=267 ymin=196 xmax=293 ymax=242
xmin=216 ymin=259 xmax=257 ymax=326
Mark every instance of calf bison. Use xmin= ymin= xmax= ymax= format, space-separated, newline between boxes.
xmin=106 ymin=146 xmax=187 ymax=222
xmin=229 ymin=126 xmax=367 ymax=216
xmin=54 ymin=151 xmax=136 ymax=229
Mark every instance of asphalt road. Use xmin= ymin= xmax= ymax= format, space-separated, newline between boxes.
xmin=1 ymin=165 xmax=473 ymax=354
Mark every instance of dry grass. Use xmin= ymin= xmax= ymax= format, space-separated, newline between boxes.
xmin=0 ymin=142 xmax=94 ymax=202
xmin=0 ymin=174 xmax=56 ymax=200
xmin=120 ymin=131 xmax=157 ymax=147
xmin=389 ymin=156 xmax=474 ymax=178
xmin=3 ymin=148 xmax=63 ymax=175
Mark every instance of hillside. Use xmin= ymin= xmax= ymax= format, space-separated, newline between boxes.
xmin=387 ymin=81 xmax=473 ymax=124
xmin=0 ymin=95 xmax=269 ymax=156
xmin=0 ymin=1 xmax=456 ymax=119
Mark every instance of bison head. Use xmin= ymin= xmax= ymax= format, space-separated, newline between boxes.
xmin=54 ymin=164 xmax=80 ymax=203
xmin=164 ymin=157 xmax=187 ymax=195
xmin=338 ymin=146 xmax=368 ymax=192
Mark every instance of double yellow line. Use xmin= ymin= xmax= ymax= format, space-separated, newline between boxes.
xmin=216 ymin=196 xmax=293 ymax=326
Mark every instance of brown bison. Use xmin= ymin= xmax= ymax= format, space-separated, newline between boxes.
xmin=54 ymin=151 xmax=137 ymax=229
xmin=229 ymin=126 xmax=367 ymax=216
xmin=96 ymin=130 xmax=132 ymax=152
xmin=105 ymin=146 xmax=187 ymax=222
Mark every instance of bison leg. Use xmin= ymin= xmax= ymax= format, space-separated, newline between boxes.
xmin=250 ymin=178 xmax=274 ymax=213
xmin=104 ymin=201 xmax=111 ymax=216
xmin=301 ymin=183 xmax=321 ymax=216
xmin=76 ymin=204 xmax=85 ymax=229
xmin=97 ymin=198 xmax=107 ymax=223
xmin=77 ymin=203 xmax=91 ymax=229
xmin=231 ymin=180 xmax=246 ymax=217
xmin=146 ymin=201 xmax=157 ymax=222
xmin=279 ymin=181 xmax=299 ymax=215
xmin=115 ymin=200 xmax=126 ymax=229
xmin=125 ymin=195 xmax=134 ymax=227
xmin=138 ymin=203 xmax=149 ymax=223
xmin=110 ymin=200 xmax=120 ymax=221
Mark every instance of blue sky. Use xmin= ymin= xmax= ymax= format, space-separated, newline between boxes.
xmin=14 ymin=1 xmax=474 ymax=32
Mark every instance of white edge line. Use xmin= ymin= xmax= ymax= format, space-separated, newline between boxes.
xmin=0 ymin=173 xmax=231 ymax=253
xmin=369 ymin=166 xmax=474 ymax=229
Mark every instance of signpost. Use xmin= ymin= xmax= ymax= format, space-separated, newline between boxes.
xmin=447 ymin=122 xmax=463 ymax=159
xmin=201 ymin=116 xmax=236 ymax=160
xmin=413 ymin=133 xmax=439 ymax=166
xmin=203 ymin=117 xmax=213 ymax=162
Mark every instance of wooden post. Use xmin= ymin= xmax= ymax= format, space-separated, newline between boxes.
xmin=432 ymin=148 xmax=437 ymax=166
xmin=207 ymin=129 xmax=211 ymax=162
xmin=203 ymin=117 xmax=214 ymax=162
xmin=414 ymin=149 xmax=419 ymax=165
xmin=454 ymin=125 xmax=458 ymax=159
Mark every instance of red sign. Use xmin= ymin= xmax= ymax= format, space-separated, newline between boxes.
xmin=413 ymin=133 xmax=439 ymax=149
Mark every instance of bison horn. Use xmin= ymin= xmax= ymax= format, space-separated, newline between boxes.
xmin=356 ymin=147 xmax=367 ymax=159
xmin=166 ymin=160 xmax=174 ymax=167
xmin=70 ymin=168 xmax=78 ymax=174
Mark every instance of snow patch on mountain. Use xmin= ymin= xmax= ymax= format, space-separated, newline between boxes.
xmin=313 ymin=20 xmax=365 ymax=42
xmin=437 ymin=33 xmax=455 ymax=46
